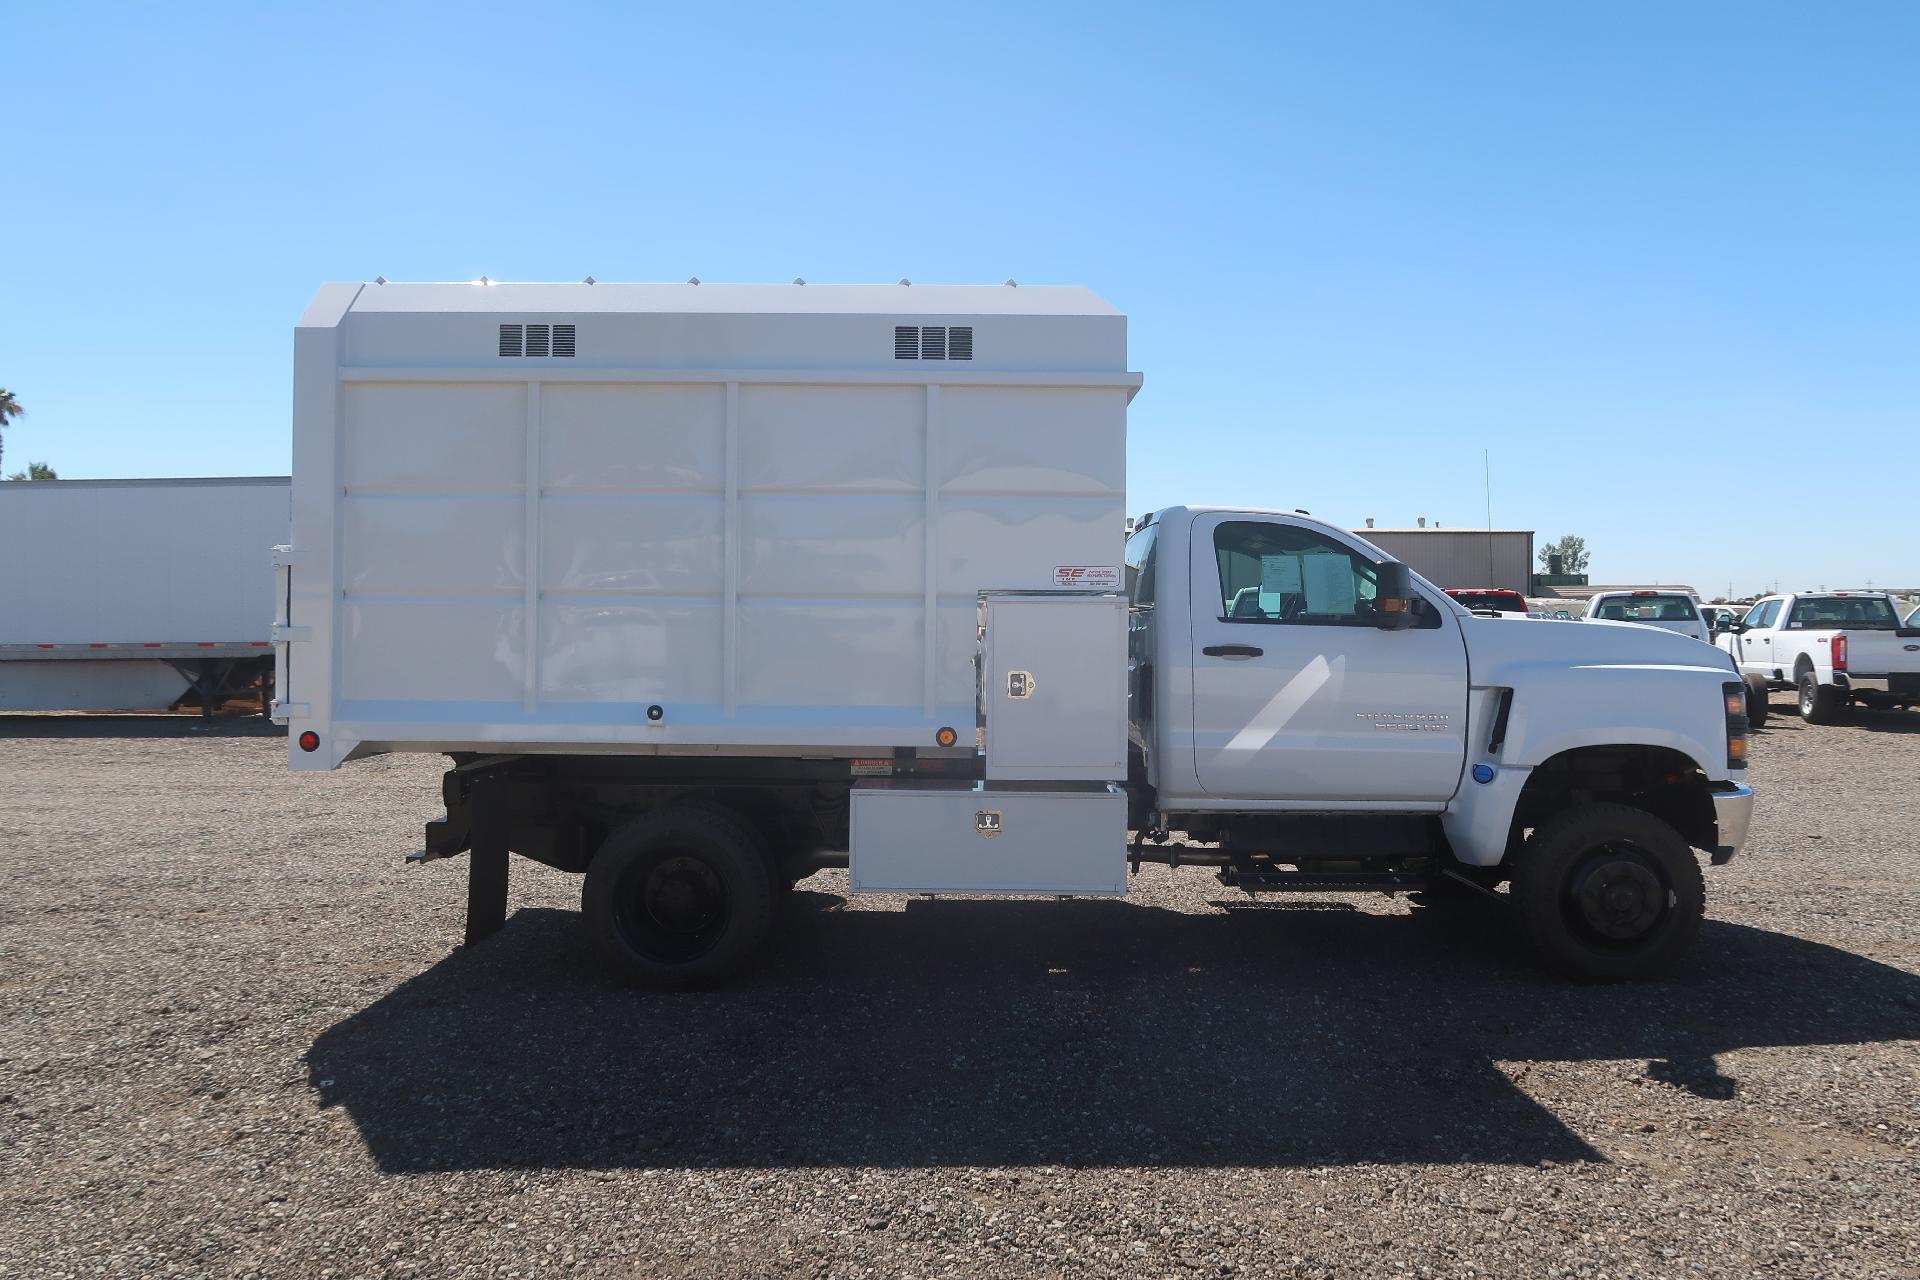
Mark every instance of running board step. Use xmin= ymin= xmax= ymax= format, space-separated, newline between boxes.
xmin=1218 ymin=869 xmax=1428 ymax=893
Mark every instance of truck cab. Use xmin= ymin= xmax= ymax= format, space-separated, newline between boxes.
xmin=1121 ymin=507 xmax=1752 ymax=979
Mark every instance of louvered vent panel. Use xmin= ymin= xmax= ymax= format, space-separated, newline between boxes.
xmin=894 ymin=325 xmax=919 ymax=359
xmin=948 ymin=326 xmax=973 ymax=360
xmin=920 ymin=325 xmax=947 ymax=360
xmin=552 ymin=324 xmax=576 ymax=357
xmin=498 ymin=324 xmax=524 ymax=357
xmin=525 ymin=323 xmax=550 ymax=358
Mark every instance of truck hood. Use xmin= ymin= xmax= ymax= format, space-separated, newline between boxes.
xmin=1455 ymin=613 xmax=1741 ymax=776
xmin=1460 ymin=614 xmax=1736 ymax=679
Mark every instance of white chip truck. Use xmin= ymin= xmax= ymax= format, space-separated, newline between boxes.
xmin=281 ymin=281 xmax=1754 ymax=986
xmin=0 ymin=477 xmax=287 ymax=714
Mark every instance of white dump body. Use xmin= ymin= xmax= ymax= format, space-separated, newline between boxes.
xmin=286 ymin=282 xmax=1138 ymax=768
xmin=0 ymin=477 xmax=288 ymax=712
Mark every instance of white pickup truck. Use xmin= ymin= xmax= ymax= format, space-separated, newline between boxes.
xmin=1718 ymin=592 xmax=1920 ymax=724
xmin=1583 ymin=591 xmax=1711 ymax=644
xmin=282 ymin=280 xmax=1756 ymax=988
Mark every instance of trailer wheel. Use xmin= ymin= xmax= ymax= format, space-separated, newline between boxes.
xmin=582 ymin=806 xmax=776 ymax=989
xmin=1797 ymin=672 xmax=1843 ymax=724
xmin=1742 ymin=673 xmax=1770 ymax=729
xmin=1510 ymin=803 xmax=1704 ymax=981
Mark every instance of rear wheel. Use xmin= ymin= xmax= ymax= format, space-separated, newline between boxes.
xmin=581 ymin=805 xmax=776 ymax=989
xmin=1742 ymin=673 xmax=1770 ymax=728
xmin=1510 ymin=803 xmax=1704 ymax=981
xmin=1797 ymin=671 xmax=1843 ymax=724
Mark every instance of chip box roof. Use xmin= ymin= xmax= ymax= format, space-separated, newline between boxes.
xmin=311 ymin=280 xmax=1122 ymax=318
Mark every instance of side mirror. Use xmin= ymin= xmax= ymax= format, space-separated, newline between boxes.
xmin=1374 ymin=560 xmax=1417 ymax=631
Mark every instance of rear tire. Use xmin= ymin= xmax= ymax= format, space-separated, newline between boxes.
xmin=581 ymin=805 xmax=776 ymax=989
xmin=1797 ymin=671 xmax=1843 ymax=724
xmin=1510 ymin=803 xmax=1704 ymax=981
xmin=1742 ymin=673 xmax=1770 ymax=728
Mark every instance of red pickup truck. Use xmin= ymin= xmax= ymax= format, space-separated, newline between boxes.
xmin=1444 ymin=587 xmax=1530 ymax=616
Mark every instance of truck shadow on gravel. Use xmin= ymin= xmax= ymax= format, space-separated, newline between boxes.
xmin=307 ymin=894 xmax=1920 ymax=1173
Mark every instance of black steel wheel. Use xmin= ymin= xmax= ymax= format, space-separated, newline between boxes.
xmin=582 ymin=806 xmax=775 ymax=989
xmin=1742 ymin=673 xmax=1770 ymax=729
xmin=1511 ymin=803 xmax=1704 ymax=981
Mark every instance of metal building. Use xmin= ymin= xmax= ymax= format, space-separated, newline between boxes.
xmin=1352 ymin=527 xmax=1535 ymax=595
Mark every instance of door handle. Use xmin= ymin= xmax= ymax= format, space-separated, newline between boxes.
xmin=1202 ymin=644 xmax=1264 ymax=658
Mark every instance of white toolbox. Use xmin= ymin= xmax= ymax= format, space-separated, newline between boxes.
xmin=850 ymin=781 xmax=1126 ymax=895
xmin=980 ymin=592 xmax=1128 ymax=782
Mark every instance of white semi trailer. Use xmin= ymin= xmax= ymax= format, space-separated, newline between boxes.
xmin=0 ymin=477 xmax=288 ymax=714
xmin=282 ymin=280 xmax=1753 ymax=986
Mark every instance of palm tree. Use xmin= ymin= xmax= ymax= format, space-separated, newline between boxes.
xmin=0 ymin=389 xmax=23 ymax=475
xmin=5 ymin=461 xmax=57 ymax=481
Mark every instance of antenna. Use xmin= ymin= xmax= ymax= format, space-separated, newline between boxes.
xmin=1484 ymin=448 xmax=1495 ymax=587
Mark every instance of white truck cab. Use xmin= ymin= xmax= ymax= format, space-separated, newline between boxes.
xmin=1582 ymin=591 xmax=1711 ymax=644
xmin=284 ymin=280 xmax=1756 ymax=990
xmin=1114 ymin=508 xmax=1750 ymax=980
xmin=1718 ymin=591 xmax=1920 ymax=724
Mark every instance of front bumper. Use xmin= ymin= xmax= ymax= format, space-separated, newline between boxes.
xmin=1709 ymin=781 xmax=1755 ymax=865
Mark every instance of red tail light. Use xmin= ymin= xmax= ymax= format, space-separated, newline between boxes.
xmin=298 ymin=731 xmax=320 ymax=752
xmin=1832 ymin=634 xmax=1848 ymax=671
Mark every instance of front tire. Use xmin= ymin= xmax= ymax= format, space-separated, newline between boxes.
xmin=581 ymin=805 xmax=776 ymax=989
xmin=1510 ymin=803 xmax=1705 ymax=981
xmin=1797 ymin=671 xmax=1843 ymax=724
xmin=1742 ymin=673 xmax=1770 ymax=728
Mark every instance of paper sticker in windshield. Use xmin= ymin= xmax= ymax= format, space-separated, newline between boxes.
xmin=1302 ymin=553 xmax=1358 ymax=614
xmin=1260 ymin=554 xmax=1303 ymax=594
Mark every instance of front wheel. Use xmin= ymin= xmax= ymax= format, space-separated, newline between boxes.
xmin=1510 ymin=803 xmax=1704 ymax=981
xmin=1797 ymin=671 xmax=1844 ymax=724
xmin=582 ymin=805 xmax=776 ymax=989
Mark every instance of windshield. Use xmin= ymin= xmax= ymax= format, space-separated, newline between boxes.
xmin=1787 ymin=596 xmax=1902 ymax=630
xmin=1592 ymin=594 xmax=1699 ymax=623
xmin=1451 ymin=591 xmax=1526 ymax=612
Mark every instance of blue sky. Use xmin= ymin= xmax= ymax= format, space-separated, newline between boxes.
xmin=5 ymin=1 xmax=1916 ymax=595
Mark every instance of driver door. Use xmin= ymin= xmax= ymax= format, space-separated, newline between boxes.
xmin=1732 ymin=599 xmax=1779 ymax=675
xmin=1187 ymin=514 xmax=1469 ymax=804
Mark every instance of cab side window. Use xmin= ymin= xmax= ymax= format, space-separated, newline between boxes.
xmin=1212 ymin=520 xmax=1437 ymax=628
xmin=1744 ymin=599 xmax=1781 ymax=628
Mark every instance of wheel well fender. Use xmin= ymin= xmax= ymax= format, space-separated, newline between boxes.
xmin=1510 ymin=744 xmax=1717 ymax=855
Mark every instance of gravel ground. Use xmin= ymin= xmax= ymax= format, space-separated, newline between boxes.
xmin=2 ymin=701 xmax=1918 ymax=1279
